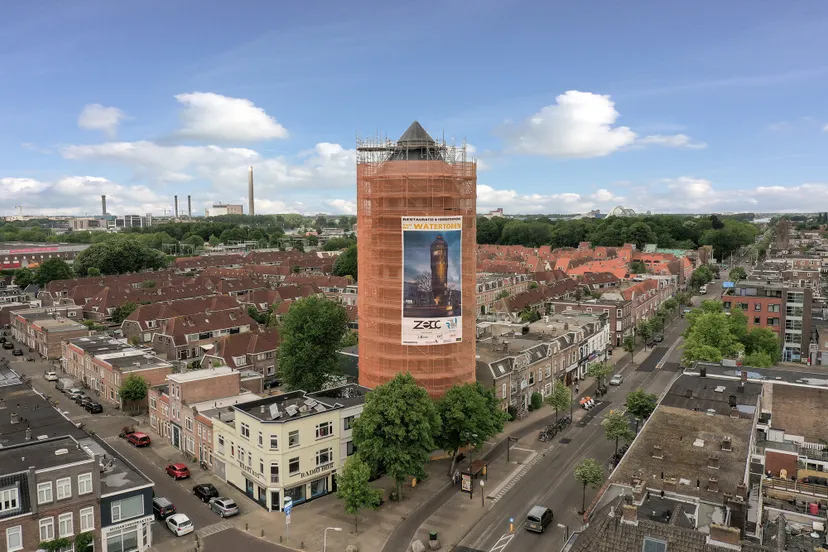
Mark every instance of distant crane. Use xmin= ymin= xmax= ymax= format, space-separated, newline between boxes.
xmin=13 ymin=205 xmax=36 ymax=216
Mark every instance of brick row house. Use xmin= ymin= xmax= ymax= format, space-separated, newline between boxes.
xmin=201 ymin=328 xmax=280 ymax=386
xmin=62 ymin=335 xmax=174 ymax=407
xmin=10 ymin=306 xmax=88 ymax=358
xmin=150 ymin=310 xmax=259 ymax=365
xmin=491 ymin=278 xmax=580 ymax=322
xmin=120 ymin=295 xmax=241 ymax=345
xmin=476 ymin=274 xmax=533 ymax=315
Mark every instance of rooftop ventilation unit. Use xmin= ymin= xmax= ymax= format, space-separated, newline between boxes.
xmin=714 ymin=386 xmax=726 ymax=393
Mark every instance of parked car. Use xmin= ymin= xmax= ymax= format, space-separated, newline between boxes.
xmin=126 ymin=432 xmax=151 ymax=447
xmin=653 ymin=334 xmax=664 ymax=343
xmin=12 ymin=349 xmax=23 ymax=356
xmin=66 ymin=388 xmax=84 ymax=400
xmin=165 ymin=514 xmax=194 ymax=537
xmin=152 ymin=497 xmax=177 ymax=520
xmin=83 ymin=401 xmax=103 ymax=414
xmin=44 ymin=371 xmax=58 ymax=381
xmin=525 ymin=505 xmax=554 ymax=533
xmin=193 ymin=483 xmax=219 ymax=503
xmin=0 ymin=336 xmax=6 ymax=343
xmin=55 ymin=377 xmax=78 ymax=393
xmin=73 ymin=392 xmax=89 ymax=405
xmin=609 ymin=374 xmax=624 ymax=386
xmin=2 ymin=342 xmax=13 ymax=350
xmin=166 ymin=463 xmax=191 ymax=480
xmin=209 ymin=497 xmax=239 ymax=518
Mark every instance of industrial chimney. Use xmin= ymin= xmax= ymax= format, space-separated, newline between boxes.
xmin=248 ymin=166 xmax=255 ymax=216
xmin=174 ymin=195 xmax=179 ymax=218
xmin=101 ymin=195 xmax=107 ymax=216
xmin=187 ymin=195 xmax=192 ymax=218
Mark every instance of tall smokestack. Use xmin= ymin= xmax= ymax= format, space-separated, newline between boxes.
xmin=187 ymin=195 xmax=192 ymax=218
xmin=174 ymin=195 xmax=179 ymax=218
xmin=248 ymin=166 xmax=255 ymax=217
xmin=101 ymin=195 xmax=107 ymax=216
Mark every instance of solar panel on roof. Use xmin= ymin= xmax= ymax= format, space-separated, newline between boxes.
xmin=269 ymin=404 xmax=281 ymax=420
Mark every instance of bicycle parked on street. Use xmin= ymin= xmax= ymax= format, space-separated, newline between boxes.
xmin=538 ymin=415 xmax=572 ymax=442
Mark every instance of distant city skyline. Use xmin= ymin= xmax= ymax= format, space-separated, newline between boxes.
xmin=2 ymin=1 xmax=827 ymax=217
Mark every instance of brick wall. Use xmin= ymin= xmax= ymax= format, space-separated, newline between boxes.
xmin=180 ymin=371 xmax=241 ymax=404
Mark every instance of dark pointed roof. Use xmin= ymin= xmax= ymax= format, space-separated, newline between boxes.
xmin=398 ymin=121 xmax=434 ymax=144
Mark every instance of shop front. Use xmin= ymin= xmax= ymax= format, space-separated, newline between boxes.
xmin=282 ymin=464 xmax=337 ymax=508
xmin=101 ymin=514 xmax=153 ymax=552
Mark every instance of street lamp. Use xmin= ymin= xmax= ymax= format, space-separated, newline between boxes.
xmin=463 ymin=431 xmax=478 ymax=500
xmin=323 ymin=527 xmax=342 ymax=552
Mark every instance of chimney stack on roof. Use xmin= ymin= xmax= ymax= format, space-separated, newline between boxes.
xmin=709 ymin=524 xmax=740 ymax=546
xmin=621 ymin=504 xmax=638 ymax=525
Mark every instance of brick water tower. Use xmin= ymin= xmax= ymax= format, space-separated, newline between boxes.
xmin=356 ymin=121 xmax=477 ymax=397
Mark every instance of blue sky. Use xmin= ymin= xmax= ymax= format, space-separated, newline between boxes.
xmin=2 ymin=0 xmax=827 ymax=216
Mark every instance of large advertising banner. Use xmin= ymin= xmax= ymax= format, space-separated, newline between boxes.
xmin=401 ymin=216 xmax=463 ymax=345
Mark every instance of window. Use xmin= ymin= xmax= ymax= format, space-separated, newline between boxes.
xmin=267 ymin=365 xmax=276 ymax=376
xmin=247 ymin=452 xmax=252 ymax=466
xmin=289 ymin=457 xmax=300 ymax=475
xmin=545 ymin=366 xmax=551 ymax=378
xmin=80 ymin=507 xmax=95 ymax=531
xmin=289 ymin=430 xmax=300 ymax=448
xmin=111 ymin=494 xmax=144 ymax=522
xmin=528 ymin=372 xmax=535 ymax=385
xmin=185 ymin=417 xmax=193 ymax=431
xmin=56 ymin=477 xmax=71 ymax=500
xmin=754 ymin=303 xmax=761 ymax=311
xmin=768 ymin=304 xmax=780 ymax=312
xmin=316 ymin=421 xmax=332 ymax=439
xmin=37 ymin=481 xmax=53 ymax=504
xmin=0 ymin=487 xmax=20 ymax=512
xmin=501 ymin=382 xmax=507 ymax=399
xmin=40 ymin=517 xmax=55 ymax=541
xmin=258 ymin=431 xmax=263 ymax=447
xmin=149 ymin=396 xmax=157 ymax=409
xmin=218 ymin=434 xmax=225 ymax=454
xmin=260 ymin=458 xmax=264 ymax=474
xmin=58 ymin=512 xmax=74 ymax=537
xmin=5 ymin=526 xmax=22 ymax=552
xmin=343 ymin=416 xmax=355 ymax=431
xmin=241 ymin=422 xmax=250 ymax=438
xmin=316 ymin=447 xmax=332 ymax=466
xmin=270 ymin=462 xmax=280 ymax=483
xmin=538 ymin=368 xmax=543 ymax=382
xmin=78 ymin=473 xmax=93 ymax=495
xmin=346 ymin=440 xmax=356 ymax=456
xmin=642 ymin=537 xmax=668 ymax=552
xmin=270 ymin=434 xmax=279 ymax=450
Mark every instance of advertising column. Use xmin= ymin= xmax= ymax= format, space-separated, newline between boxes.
xmin=401 ymin=216 xmax=463 ymax=345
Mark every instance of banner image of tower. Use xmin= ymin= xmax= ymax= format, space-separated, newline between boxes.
xmin=357 ymin=121 xmax=477 ymax=397
xmin=401 ymin=216 xmax=462 ymax=345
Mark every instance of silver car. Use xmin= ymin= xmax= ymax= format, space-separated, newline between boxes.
xmin=209 ymin=497 xmax=239 ymax=518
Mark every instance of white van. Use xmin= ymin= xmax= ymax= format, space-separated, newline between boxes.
xmin=699 ymin=284 xmax=708 ymax=294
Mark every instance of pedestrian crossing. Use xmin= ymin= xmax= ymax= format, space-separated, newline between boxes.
xmin=197 ymin=520 xmax=233 ymax=538
xmin=102 ymin=435 xmax=119 ymax=443
xmin=488 ymin=444 xmax=553 ymax=503
xmin=490 ymin=533 xmax=514 ymax=552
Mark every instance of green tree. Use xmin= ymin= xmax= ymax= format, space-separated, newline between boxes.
xmin=86 ymin=267 xmax=101 ymax=277
xmin=629 ymin=260 xmax=647 ymax=274
xmin=119 ymin=374 xmax=148 ymax=413
xmin=336 ymin=455 xmax=383 ymax=532
xmin=323 ymin=237 xmax=356 ymax=251
xmin=340 ymin=330 xmax=359 ymax=348
xmin=574 ymin=458 xmax=605 ymax=514
xmin=662 ymin=297 xmax=679 ymax=320
xmin=333 ymin=244 xmax=357 ymax=281
xmin=13 ymin=267 xmax=36 ymax=288
xmin=681 ymin=312 xmax=744 ymax=364
xmin=587 ymin=361 xmax=613 ymax=388
xmin=353 ymin=373 xmax=440 ymax=501
xmin=208 ymin=234 xmax=221 ymax=247
xmin=728 ymin=266 xmax=747 ymax=281
xmin=495 ymin=289 xmax=510 ymax=300
xmin=183 ymin=234 xmax=204 ymax=250
xmin=623 ymin=335 xmax=636 ymax=364
xmin=689 ymin=265 xmax=714 ymax=290
xmin=72 ymin=237 xmax=167 ymax=275
xmin=744 ymin=351 xmax=773 ymax=368
xmin=636 ymin=321 xmax=653 ymax=347
xmin=743 ymin=327 xmax=781 ymax=362
xmin=36 ymin=257 xmax=74 ymax=286
xmin=545 ymin=381 xmax=573 ymax=422
xmin=602 ymin=409 xmax=635 ymax=459
xmin=111 ymin=301 xmax=138 ymax=324
xmin=435 ymin=382 xmax=508 ymax=478
xmin=279 ymin=296 xmax=349 ymax=391
xmin=625 ymin=388 xmax=657 ymax=432
xmin=623 ymin=222 xmax=657 ymax=250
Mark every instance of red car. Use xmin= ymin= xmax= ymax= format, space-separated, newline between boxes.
xmin=126 ymin=432 xmax=151 ymax=447
xmin=166 ymin=463 xmax=190 ymax=480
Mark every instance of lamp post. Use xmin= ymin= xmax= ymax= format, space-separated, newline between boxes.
xmin=463 ymin=431 xmax=478 ymax=501
xmin=323 ymin=527 xmax=342 ymax=552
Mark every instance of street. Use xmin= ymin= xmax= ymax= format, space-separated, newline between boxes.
xmin=453 ymin=311 xmax=689 ymax=552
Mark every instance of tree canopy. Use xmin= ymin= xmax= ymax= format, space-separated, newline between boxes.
xmin=336 ymin=455 xmax=382 ymax=532
xmin=278 ymin=296 xmax=349 ymax=391
xmin=435 ymin=382 xmax=508 ymax=477
xmin=111 ymin=301 xmax=138 ymax=324
xmin=36 ymin=257 xmax=74 ymax=286
xmin=625 ymin=388 xmax=658 ymax=424
xmin=352 ymin=372 xmax=440 ymax=501
xmin=332 ymin=244 xmax=357 ymax=281
xmin=73 ymin=236 xmax=167 ymax=275
xmin=728 ymin=266 xmax=747 ymax=281
xmin=545 ymin=381 xmax=573 ymax=421
xmin=602 ymin=409 xmax=635 ymax=458
xmin=574 ymin=458 xmax=605 ymax=513
xmin=13 ymin=267 xmax=35 ymax=288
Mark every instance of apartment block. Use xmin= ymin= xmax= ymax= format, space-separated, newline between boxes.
xmin=723 ymin=281 xmax=812 ymax=362
xmin=62 ymin=336 xmax=173 ymax=407
xmin=211 ymin=384 xmax=369 ymax=511
xmin=11 ymin=309 xmax=90 ymax=359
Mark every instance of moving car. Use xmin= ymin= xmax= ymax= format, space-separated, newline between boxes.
xmin=152 ymin=497 xmax=177 ymax=520
xmin=209 ymin=497 xmax=239 ymax=518
xmin=165 ymin=514 xmax=194 ymax=537
xmin=609 ymin=374 xmax=624 ymax=386
xmin=166 ymin=463 xmax=190 ymax=480
xmin=2 ymin=342 xmax=13 ymax=350
xmin=193 ymin=483 xmax=219 ymax=503
xmin=44 ymin=371 xmax=58 ymax=381
xmin=653 ymin=334 xmax=664 ymax=343
xmin=525 ymin=505 xmax=553 ymax=533
xmin=126 ymin=432 xmax=151 ymax=447
xmin=83 ymin=401 xmax=103 ymax=414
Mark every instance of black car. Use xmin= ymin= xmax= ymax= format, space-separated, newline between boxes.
xmin=152 ymin=497 xmax=177 ymax=520
xmin=193 ymin=483 xmax=219 ymax=503
xmin=2 ymin=342 xmax=13 ymax=350
xmin=73 ymin=393 xmax=89 ymax=405
xmin=83 ymin=401 xmax=103 ymax=414
xmin=12 ymin=349 xmax=23 ymax=356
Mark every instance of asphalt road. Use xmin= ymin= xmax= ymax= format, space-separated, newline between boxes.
xmin=204 ymin=527 xmax=295 ymax=552
xmin=453 ymin=314 xmax=689 ymax=552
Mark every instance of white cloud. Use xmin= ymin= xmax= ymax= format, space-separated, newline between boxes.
xmin=325 ymin=199 xmax=356 ymax=215
xmin=77 ymin=104 xmax=127 ymax=138
xmin=2 ymin=177 xmax=51 ymax=197
xmin=637 ymin=134 xmax=707 ymax=149
xmin=823 ymin=123 xmax=828 ymax=132
xmin=476 ymin=183 xmax=624 ymax=214
xmin=500 ymin=90 xmax=704 ymax=158
xmin=174 ymin=92 xmax=288 ymax=142
xmin=465 ymin=144 xmax=490 ymax=171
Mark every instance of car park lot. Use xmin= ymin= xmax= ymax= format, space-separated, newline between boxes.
xmin=0 ymin=336 xmax=247 ymax=549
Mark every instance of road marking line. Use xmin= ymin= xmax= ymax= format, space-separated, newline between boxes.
xmin=511 ymin=446 xmax=534 ymax=453
xmin=490 ymin=533 xmax=513 ymax=552
xmin=196 ymin=520 xmax=233 ymax=538
xmin=487 ymin=444 xmax=554 ymax=503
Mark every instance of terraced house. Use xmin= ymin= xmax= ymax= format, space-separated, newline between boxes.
xmin=150 ymin=309 xmax=258 ymax=363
